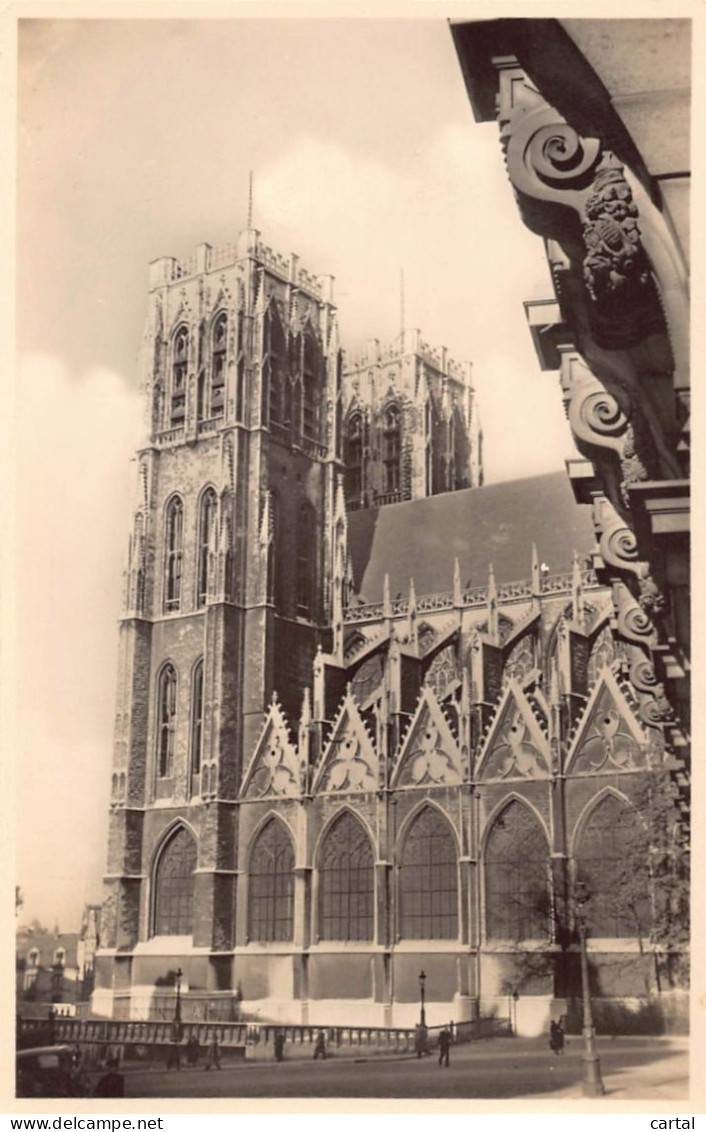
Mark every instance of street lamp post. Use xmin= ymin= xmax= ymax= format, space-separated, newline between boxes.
xmin=174 ymin=967 xmax=183 ymax=1037
xmin=574 ymin=882 xmax=604 ymax=1097
xmin=417 ymin=970 xmax=428 ymax=1057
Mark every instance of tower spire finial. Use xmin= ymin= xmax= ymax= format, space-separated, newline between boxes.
xmin=247 ymin=170 xmax=254 ymax=229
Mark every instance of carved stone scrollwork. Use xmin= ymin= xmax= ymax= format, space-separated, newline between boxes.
xmin=583 ymin=154 xmax=651 ymax=304
xmin=503 ymin=104 xmax=602 ymax=201
xmin=613 ymin=580 xmax=658 ymax=649
xmin=595 ymin=497 xmax=641 ymax=576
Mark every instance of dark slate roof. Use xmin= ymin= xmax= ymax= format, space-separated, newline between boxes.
xmin=347 ymin=471 xmax=595 ymax=602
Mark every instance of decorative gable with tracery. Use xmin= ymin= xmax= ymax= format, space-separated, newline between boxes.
xmin=313 ymin=693 xmax=377 ymax=794
xmin=392 ymin=687 xmax=462 ymax=788
xmin=478 ymin=681 xmax=550 ymax=781
xmin=240 ymin=698 xmax=300 ymax=799
xmin=567 ymin=670 xmax=647 ymax=775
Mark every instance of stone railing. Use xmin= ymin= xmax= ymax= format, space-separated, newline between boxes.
xmin=197 ymin=416 xmax=223 ymax=435
xmin=344 ymin=569 xmax=600 ymax=624
xmin=18 ymin=1014 xmax=510 ymax=1055
xmin=154 ymin=426 xmax=185 ymax=448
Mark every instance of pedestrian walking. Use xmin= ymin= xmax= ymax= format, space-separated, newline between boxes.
xmin=205 ymin=1034 xmax=221 ymax=1071
xmin=274 ymin=1029 xmax=285 ymax=1062
xmin=93 ymin=1058 xmax=125 ymax=1098
xmin=438 ymin=1026 xmax=451 ymax=1068
xmin=549 ymin=1019 xmax=565 ymax=1055
xmin=313 ymin=1030 xmax=327 ymax=1060
xmin=166 ymin=1027 xmax=182 ymax=1072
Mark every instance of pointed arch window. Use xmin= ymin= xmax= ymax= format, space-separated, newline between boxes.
xmin=296 ymin=504 xmax=316 ymax=614
xmin=302 ymin=331 xmax=319 ymax=439
xmin=318 ymin=812 xmax=374 ymax=941
xmin=485 ymin=801 xmax=550 ymax=941
xmin=266 ymin=492 xmax=281 ymax=610
xmin=399 ymin=807 xmax=458 ymax=939
xmin=210 ymin=312 xmax=227 ymax=417
xmin=248 ymin=820 xmax=295 ymax=942
xmin=236 ymin=311 xmax=246 ymax=422
xmin=197 ymin=488 xmax=217 ymax=608
xmin=382 ymin=404 xmax=401 ymax=494
xmin=575 ymin=795 xmax=650 ymax=938
xmin=153 ymin=826 xmax=197 ymax=936
xmin=344 ymin=412 xmax=364 ymax=505
xmin=157 ymin=663 xmax=178 ymax=778
xmin=190 ymin=659 xmax=204 ymax=782
xmin=266 ymin=306 xmax=286 ymax=428
xmin=164 ymin=496 xmax=184 ymax=612
xmin=171 ymin=325 xmax=188 ymax=427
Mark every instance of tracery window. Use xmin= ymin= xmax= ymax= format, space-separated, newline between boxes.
xmin=197 ymin=488 xmax=217 ymax=608
xmin=211 ymin=312 xmax=227 ymax=418
xmin=302 ymin=331 xmax=319 ymax=439
xmin=424 ymin=645 xmax=457 ymax=700
xmin=351 ymin=654 xmax=384 ymax=707
xmin=318 ymin=812 xmax=374 ymax=941
xmin=382 ymin=404 xmax=401 ymax=494
xmin=575 ymin=795 xmax=650 ymax=938
xmin=587 ymin=624 xmax=616 ymax=687
xmin=485 ymin=801 xmax=550 ymax=941
xmin=157 ymin=664 xmax=178 ymax=778
xmin=296 ymin=504 xmax=316 ymax=614
xmin=153 ymin=826 xmax=197 ymax=936
xmin=399 ymin=807 xmax=458 ymax=939
xmin=504 ymin=637 xmax=535 ymax=685
xmin=248 ymin=820 xmax=295 ymax=943
xmin=171 ymin=326 xmax=188 ymax=427
xmin=267 ymin=492 xmax=279 ymax=608
xmin=190 ymin=659 xmax=204 ymax=781
xmin=344 ymin=413 xmax=364 ymax=505
xmin=266 ymin=306 xmax=286 ymax=428
xmin=164 ymin=496 xmax=184 ymax=612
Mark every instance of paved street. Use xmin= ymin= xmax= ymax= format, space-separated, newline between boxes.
xmin=123 ymin=1036 xmax=688 ymax=1101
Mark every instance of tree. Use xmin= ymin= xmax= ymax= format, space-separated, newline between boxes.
xmin=607 ymin=769 xmax=689 ymax=992
xmin=498 ymin=768 xmax=689 ymax=1004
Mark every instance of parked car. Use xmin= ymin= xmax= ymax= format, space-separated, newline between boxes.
xmin=16 ymin=1045 xmax=85 ymax=1098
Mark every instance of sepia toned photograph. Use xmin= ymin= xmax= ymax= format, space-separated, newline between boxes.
xmin=14 ymin=11 xmax=690 ymax=1105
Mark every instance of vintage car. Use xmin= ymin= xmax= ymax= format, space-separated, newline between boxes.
xmin=16 ymin=1045 xmax=84 ymax=1098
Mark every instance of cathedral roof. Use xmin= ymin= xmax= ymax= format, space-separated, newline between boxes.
xmin=347 ymin=471 xmax=595 ymax=601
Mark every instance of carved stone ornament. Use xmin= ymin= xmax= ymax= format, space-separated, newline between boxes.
xmin=613 ymin=581 xmax=658 ymax=649
xmin=583 ymin=154 xmax=651 ymax=304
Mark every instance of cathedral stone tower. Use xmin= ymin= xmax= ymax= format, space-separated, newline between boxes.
xmin=94 ymin=228 xmax=342 ymax=1015
xmin=341 ymin=328 xmax=482 ymax=510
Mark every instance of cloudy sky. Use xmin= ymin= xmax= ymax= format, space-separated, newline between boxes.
xmin=16 ymin=17 xmax=579 ymax=930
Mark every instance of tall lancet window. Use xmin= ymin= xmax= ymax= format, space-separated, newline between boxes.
xmin=382 ymin=404 xmax=401 ymax=494
xmin=164 ymin=496 xmax=184 ymax=612
xmin=157 ymin=663 xmax=178 ymax=779
xmin=190 ymin=659 xmax=204 ymax=783
xmin=399 ymin=807 xmax=458 ymax=939
xmin=171 ymin=325 xmax=189 ymax=427
xmin=296 ymin=503 xmax=316 ymax=614
xmin=153 ymin=826 xmax=197 ymax=936
xmin=302 ymin=331 xmax=319 ymax=440
xmin=197 ymin=488 xmax=217 ymax=608
xmin=344 ymin=412 xmax=363 ymax=506
xmin=211 ymin=312 xmax=227 ymax=418
xmin=318 ymin=812 xmax=374 ymax=941
xmin=248 ymin=819 xmax=295 ymax=943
